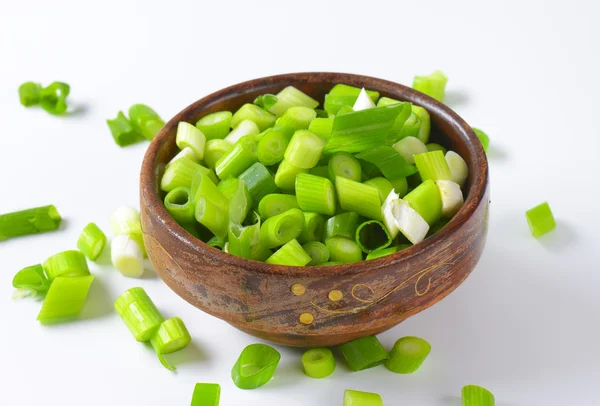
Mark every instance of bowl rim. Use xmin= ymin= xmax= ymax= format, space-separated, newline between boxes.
xmin=140 ymin=72 xmax=489 ymax=278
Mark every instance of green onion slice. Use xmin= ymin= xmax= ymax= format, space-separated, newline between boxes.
xmin=462 ymin=385 xmax=495 ymax=406
xmin=0 ymin=204 xmax=61 ymax=242
xmin=265 ymin=238 xmax=312 ymax=266
xmin=356 ymin=220 xmax=392 ymax=253
xmin=302 ymin=348 xmax=336 ymax=378
xmin=114 ymin=287 xmax=164 ymax=342
xmin=190 ymin=383 xmax=221 ymax=406
xmin=12 ymin=264 xmax=50 ymax=297
xmin=77 ymin=222 xmax=107 ymax=261
xmin=39 ymin=82 xmax=70 ymax=115
xmin=231 ymin=344 xmax=281 ymax=389
xmin=43 ymin=250 xmax=90 ymax=281
xmin=150 ymin=317 xmax=192 ymax=371
xmin=344 ymin=389 xmax=384 ymax=406
xmin=385 ymin=336 xmax=431 ymax=374
xmin=526 ymin=201 xmax=556 ymax=238
xmin=37 ymin=275 xmax=95 ymax=322
xmin=338 ymin=335 xmax=389 ymax=371
xmin=356 ymin=145 xmax=417 ymax=180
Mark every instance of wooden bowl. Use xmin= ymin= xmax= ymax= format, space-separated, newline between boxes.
xmin=140 ymin=72 xmax=489 ymax=347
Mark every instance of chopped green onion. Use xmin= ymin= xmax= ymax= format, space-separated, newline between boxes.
xmin=191 ymin=383 xmax=221 ymax=406
xmin=259 ymin=208 xmax=304 ymax=248
xmin=298 ymin=212 xmax=326 ymax=243
xmin=390 ymin=178 xmax=408 ymax=197
xmin=215 ymin=135 xmax=258 ymax=179
xmin=328 ymin=152 xmax=362 ymax=182
xmin=111 ymin=234 xmax=145 ymax=277
xmin=437 ymin=180 xmax=464 ymax=218
xmin=324 ymin=212 xmax=359 ymax=240
xmin=258 ymin=194 xmax=299 ymax=219
xmin=277 ymin=106 xmax=317 ymax=131
xmin=326 ymin=237 xmax=363 ymax=263
xmin=43 ymin=250 xmax=90 ymax=281
xmin=411 ymin=106 xmax=431 ymax=144
xmin=228 ymin=179 xmax=252 ymax=225
xmin=19 ymin=82 xmax=42 ymax=106
xmin=239 ymin=162 xmax=277 ymax=204
xmin=191 ymin=173 xmax=229 ymax=208
xmin=310 ymin=165 xmax=330 ymax=178
xmin=254 ymin=93 xmax=278 ymax=110
xmin=397 ymin=111 xmax=421 ymax=140
xmin=324 ymin=104 xmax=404 ymax=154
xmin=356 ymin=145 xmax=417 ymax=180
xmin=363 ymin=177 xmax=393 ymax=204
xmin=231 ymin=344 xmax=281 ymax=389
xmin=196 ymin=111 xmax=232 ymax=140
xmin=150 ymin=317 xmax=192 ymax=371
xmin=37 ymin=275 xmax=95 ymax=322
xmin=215 ymin=177 xmax=239 ymax=200
xmin=376 ymin=98 xmax=413 ymax=145
xmin=426 ymin=143 xmax=447 ymax=154
xmin=176 ymin=122 xmax=206 ymax=160
xmin=308 ymin=117 xmax=334 ymax=140
xmin=128 ymin=104 xmax=164 ymax=140
xmin=39 ymin=82 xmax=70 ymax=115
xmin=445 ymin=151 xmax=469 ymax=187
xmin=204 ymin=139 xmax=233 ymax=170
xmin=196 ymin=196 xmax=228 ymax=238
xmin=338 ymin=335 xmax=388 ymax=371
xmin=107 ymin=112 xmax=144 ymax=147
xmin=462 ymin=385 xmax=495 ymax=406
xmin=393 ymin=198 xmax=430 ymax=244
xmin=473 ymin=128 xmax=490 ymax=153
xmin=274 ymin=158 xmax=309 ymax=192
xmin=324 ymin=84 xmax=379 ymax=115
xmin=167 ymin=147 xmax=198 ymax=167
xmin=302 ymin=241 xmax=330 ymax=265
xmin=115 ymin=287 xmax=164 ymax=341
xmin=265 ymin=238 xmax=312 ymax=266
xmin=295 ymin=173 xmax=336 ymax=216
xmin=284 ymin=130 xmax=325 ymax=169
xmin=381 ymin=190 xmax=400 ymax=239
xmin=231 ymin=104 xmax=276 ymax=131
xmin=356 ymin=220 xmax=392 ymax=253
xmin=412 ymin=70 xmax=448 ymax=102
xmin=0 ymin=205 xmax=61 ymax=241
xmin=337 ymin=105 xmax=355 ymax=115
xmin=366 ymin=245 xmax=408 ymax=260
xmin=352 ymin=88 xmax=376 ymax=111
xmin=344 ymin=389 xmax=384 ymax=406
xmin=164 ymin=187 xmax=195 ymax=224
xmin=256 ymin=127 xmax=291 ymax=166
xmin=336 ymin=176 xmax=381 ymax=220
xmin=224 ymin=119 xmax=260 ymax=144
xmin=526 ymin=202 xmax=556 ymax=238
xmin=161 ymin=158 xmax=214 ymax=192
xmin=385 ymin=336 xmax=431 ymax=374
xmin=12 ymin=264 xmax=50 ymax=297
xmin=392 ymin=136 xmax=428 ymax=165
xmin=302 ymin=348 xmax=336 ymax=378
xmin=110 ymin=206 xmax=142 ymax=236
xmin=404 ymin=179 xmax=442 ymax=226
xmin=228 ymin=219 xmax=261 ymax=259
xmin=251 ymin=242 xmax=272 ymax=261
xmin=414 ymin=150 xmax=452 ymax=182
xmin=207 ymin=234 xmax=227 ymax=250
xmin=77 ymin=222 xmax=107 ymax=261
xmin=268 ymin=86 xmax=319 ymax=117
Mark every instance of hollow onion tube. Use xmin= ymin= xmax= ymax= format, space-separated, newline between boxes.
xmin=195 ymin=196 xmax=228 ymax=238
xmin=277 ymin=106 xmax=317 ymax=130
xmin=195 ymin=111 xmax=232 ymax=140
xmin=12 ymin=264 xmax=50 ymax=297
xmin=363 ymin=177 xmax=393 ymax=204
xmin=324 ymin=212 xmax=359 ymax=240
xmin=344 ymin=390 xmax=384 ymax=406
xmin=161 ymin=158 xmax=214 ymax=192
xmin=414 ymin=150 xmax=452 ymax=182
xmin=167 ymin=147 xmax=198 ymax=168
xmin=115 ymin=287 xmax=164 ymax=341
xmin=274 ymin=159 xmax=309 ymax=192
xmin=338 ymin=335 xmax=389 ymax=371
xmin=473 ymin=128 xmax=490 ymax=153
xmin=43 ymin=250 xmax=90 ymax=280
xmin=284 ymin=130 xmax=325 ymax=169
xmin=77 ymin=222 xmax=107 ymax=261
xmin=392 ymin=136 xmax=428 ymax=165
xmin=227 ymin=179 xmax=252 ymax=225
xmin=445 ymin=151 xmax=468 ymax=187
xmin=295 ymin=173 xmax=336 ymax=216
xmin=164 ymin=187 xmax=195 ymax=225
xmin=223 ymin=119 xmax=260 ymax=145
xmin=111 ymin=234 xmax=145 ymax=278
xmin=398 ymin=111 xmax=421 ymax=140
xmin=376 ymin=98 xmax=412 ymax=145
xmin=257 ymin=127 xmax=290 ymax=166
xmin=265 ymin=238 xmax=311 ymax=266
xmin=228 ymin=219 xmax=261 ymax=259
xmin=215 ymin=177 xmax=238 ymax=200
xmin=335 ymin=177 xmax=381 ymax=220
xmin=308 ymin=117 xmax=334 ymax=140
xmin=302 ymin=241 xmax=330 ymax=265
xmin=411 ymin=106 xmax=431 ymax=144
xmin=239 ymin=163 xmax=277 ymax=204
xmin=231 ymin=103 xmax=276 ymax=131
xmin=356 ymin=145 xmax=417 ymax=180
xmin=39 ymin=82 xmax=70 ymax=115
xmin=393 ymin=199 xmax=430 ymax=244
xmin=390 ymin=178 xmax=409 ymax=197
xmin=298 ymin=212 xmax=325 ymax=243
xmin=356 ymin=220 xmax=392 ymax=253
xmin=324 ymin=104 xmax=404 ymax=154
xmin=176 ymin=122 xmax=206 ymax=160
xmin=0 ymin=205 xmax=61 ymax=241
xmin=268 ymin=86 xmax=319 ymax=117
xmin=385 ymin=336 xmax=431 ymax=374
xmin=37 ymin=275 xmax=95 ymax=322
xmin=231 ymin=344 xmax=281 ymax=389
xmin=191 ymin=174 xmax=229 ymax=208
xmin=204 ymin=139 xmax=233 ymax=170
xmin=412 ymin=70 xmax=448 ymax=102
xmin=365 ymin=245 xmax=410 ymax=260
xmin=437 ymin=180 xmax=464 ymax=218
xmin=128 ymin=104 xmax=164 ymax=141
xmin=258 ymin=194 xmax=299 ymax=219
xmin=150 ymin=317 xmax=192 ymax=371
xmin=191 ymin=383 xmax=221 ymax=406
xmin=324 ymin=84 xmax=379 ymax=115
xmin=326 ymin=237 xmax=363 ymax=263
xmin=462 ymin=385 xmax=495 ymax=406
xmin=259 ymin=208 xmax=304 ymax=248
xmin=19 ymin=81 xmax=42 ymax=106
xmin=404 ymin=179 xmax=442 ymax=226
xmin=110 ymin=206 xmax=142 ymax=236
xmin=254 ymin=93 xmax=278 ymax=110
xmin=215 ymin=135 xmax=258 ymax=179
xmin=526 ymin=202 xmax=556 ymax=238
xmin=302 ymin=348 xmax=336 ymax=378
xmin=328 ymin=152 xmax=362 ymax=182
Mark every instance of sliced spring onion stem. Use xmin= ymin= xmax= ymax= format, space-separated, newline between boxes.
xmin=228 ymin=179 xmax=252 ymax=226
xmin=392 ymin=136 xmax=428 ymax=165
xmin=445 ymin=151 xmax=469 ymax=187
xmin=239 ymin=163 xmax=277 ymax=204
xmin=228 ymin=218 xmax=261 ymax=259
xmin=277 ymin=106 xmax=317 ymax=131
xmin=274 ymin=159 xmax=309 ymax=192
xmin=258 ymin=194 xmax=299 ymax=219
xmin=356 ymin=145 xmax=417 ymax=180
xmin=164 ymin=187 xmax=195 ymax=225
xmin=215 ymin=135 xmax=258 ymax=179
xmin=128 ymin=104 xmax=164 ymax=140
xmin=526 ymin=202 xmax=556 ymax=238
xmin=426 ymin=142 xmax=447 ymax=154
xmin=39 ymin=82 xmax=70 ymax=115
xmin=195 ymin=196 xmax=228 ymax=238
xmin=310 ymin=165 xmax=330 ymax=178
xmin=284 ymin=130 xmax=325 ymax=169
xmin=191 ymin=383 xmax=221 ymax=406
xmin=254 ymin=93 xmax=278 ymax=110
xmin=473 ymin=128 xmax=490 ymax=153
xmin=437 ymin=180 xmax=464 ymax=218
xmin=403 ymin=179 xmax=443 ymax=226
xmin=269 ymin=86 xmax=319 ymax=117
xmin=231 ymin=344 xmax=281 ymax=389
xmin=324 ymin=212 xmax=359 ymax=240
xmin=265 ymin=238 xmax=311 ymax=266
xmin=355 ymin=220 xmax=392 ymax=253
xmin=414 ymin=150 xmax=452 ymax=182
xmin=462 ymin=385 xmax=495 ymax=406
xmin=0 ymin=205 xmax=61 ymax=241
xmin=161 ymin=158 xmax=213 ymax=192
xmin=150 ymin=317 xmax=192 ymax=371
xmin=295 ymin=173 xmax=336 ymax=216
xmin=259 ymin=208 xmax=304 ymax=248
xmin=12 ymin=264 xmax=50 ymax=296
xmin=37 ymin=275 xmax=95 ymax=322
xmin=167 ymin=147 xmax=198 ymax=167
xmin=344 ymin=390 xmax=384 ymax=406
xmin=77 ymin=222 xmax=107 ymax=261
xmin=196 ymin=111 xmax=232 ymax=140
xmin=19 ymin=82 xmax=42 ymax=106
xmin=338 ymin=335 xmax=389 ymax=371
xmin=411 ymin=106 xmax=430 ymax=143
xmin=308 ymin=117 xmax=334 ymax=140
xmin=302 ymin=348 xmax=336 ymax=378
xmin=393 ymin=199 xmax=430 ymax=244
xmin=43 ymin=250 xmax=90 ymax=280
xmin=326 ymin=237 xmax=363 ymax=263
xmin=328 ymin=152 xmax=362 ymax=182
xmin=256 ymin=127 xmax=291 ymax=166
xmin=385 ymin=336 xmax=431 ymax=374
xmin=298 ymin=212 xmax=326 ymax=243
xmin=335 ymin=176 xmax=382 ymax=220
xmin=363 ymin=177 xmax=393 ymax=204
xmin=192 ymin=173 xmax=229 ymax=208
xmin=412 ymin=70 xmax=448 ymax=102
xmin=302 ymin=241 xmax=330 ymax=265
xmin=114 ymin=287 xmax=164 ymax=342
xmin=231 ymin=103 xmax=276 ymax=131
xmin=204 ymin=139 xmax=233 ymax=170
xmin=176 ymin=122 xmax=206 ymax=160
xmin=111 ymin=234 xmax=145 ymax=277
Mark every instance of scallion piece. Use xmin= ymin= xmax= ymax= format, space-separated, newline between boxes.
xmin=397 ymin=110 xmax=421 ymax=140
xmin=251 ymin=242 xmax=272 ymax=261
xmin=403 ymin=179 xmax=442 ymax=226
xmin=274 ymin=158 xmax=309 ymax=192
xmin=324 ymin=104 xmax=404 ymax=154
xmin=339 ymin=335 xmax=388 ymax=371
xmin=302 ymin=241 xmax=330 ymax=265
xmin=0 ymin=205 xmax=61 ymax=241
xmin=298 ymin=212 xmax=325 ymax=243
xmin=115 ymin=287 xmax=164 ymax=341
xmin=77 ymin=222 xmax=107 ymax=261
xmin=167 ymin=147 xmax=198 ymax=167
xmin=414 ymin=150 xmax=452 ymax=183
xmin=239 ymin=162 xmax=277 ymax=204
xmin=256 ymin=127 xmax=290 ymax=166
xmin=228 ymin=179 xmax=252 ymax=226
xmin=204 ymin=139 xmax=233 ymax=170
xmin=164 ymin=187 xmax=195 ymax=225
xmin=308 ymin=117 xmax=334 ymax=140
xmin=215 ymin=135 xmax=258 ymax=180
xmin=258 ymin=194 xmax=299 ymax=219
xmin=196 ymin=111 xmax=232 ymax=140
xmin=302 ymin=348 xmax=336 ymax=378
xmin=150 ymin=317 xmax=192 ymax=371
xmin=231 ymin=343 xmax=281 ymax=389
xmin=284 ymin=130 xmax=325 ymax=169
xmin=337 ymin=105 xmax=354 ymax=115
xmin=268 ymin=86 xmax=319 ymax=117
xmin=19 ymin=82 xmax=42 ymax=106
xmin=411 ymin=105 xmax=431 ymax=144
xmin=107 ymin=111 xmax=144 ymax=147
xmin=526 ymin=202 xmax=556 ymax=238
xmin=365 ymin=245 xmax=408 ymax=260
xmin=224 ymin=119 xmax=260 ymax=144
xmin=37 ymin=275 xmax=94 ymax=322
xmin=363 ymin=177 xmax=393 ymax=204
xmin=161 ymin=158 xmax=213 ymax=192
xmin=231 ymin=103 xmax=276 ymax=131
xmin=412 ymin=70 xmax=448 ymax=102
xmin=295 ymin=173 xmax=336 ymax=216
xmin=259 ymin=208 xmax=304 ymax=248
xmin=254 ymin=93 xmax=278 ymax=110
xmin=328 ymin=152 xmax=362 ymax=183
xmin=344 ymin=389 xmax=384 ymax=406
xmin=128 ymin=104 xmax=164 ymax=140
xmin=326 ymin=237 xmax=363 ymax=263
xmin=336 ymin=176 xmax=381 ymax=220
xmin=191 ymin=383 xmax=221 ymax=406
xmin=473 ymin=128 xmax=490 ymax=153
xmin=393 ymin=198 xmax=430 ymax=244
xmin=377 ymin=98 xmax=412 ymax=145
xmin=196 ymin=196 xmax=228 ymax=238
xmin=356 ymin=145 xmax=417 ymax=180
xmin=426 ymin=143 xmax=447 ymax=154
xmin=324 ymin=84 xmax=379 ymax=115
xmin=110 ymin=206 xmax=143 ymax=237
xmin=228 ymin=219 xmax=261 ymax=259
xmin=277 ymin=106 xmax=317 ymax=131
xmin=437 ymin=180 xmax=464 ymax=218
xmin=390 ymin=178 xmax=408 ymax=197
xmin=265 ymin=238 xmax=311 ymax=266
xmin=462 ymin=385 xmax=495 ymax=406
xmin=39 ymin=82 xmax=70 ymax=115
xmin=392 ymin=136 xmax=428 ymax=165
xmin=385 ymin=336 xmax=431 ymax=374
xmin=324 ymin=212 xmax=359 ymax=240
xmin=356 ymin=220 xmax=392 ymax=253
xmin=111 ymin=234 xmax=145 ymax=277
xmin=192 ymin=174 xmax=229 ymax=208
xmin=12 ymin=264 xmax=50 ymax=297
xmin=43 ymin=250 xmax=90 ymax=281
xmin=176 ymin=122 xmax=206 ymax=160
xmin=381 ymin=190 xmax=401 ymax=239
xmin=445 ymin=151 xmax=468 ymax=187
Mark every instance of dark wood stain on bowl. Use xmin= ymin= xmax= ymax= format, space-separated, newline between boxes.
xmin=140 ymin=72 xmax=490 ymax=347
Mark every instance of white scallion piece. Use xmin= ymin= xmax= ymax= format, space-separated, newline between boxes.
xmin=352 ymin=88 xmax=376 ymax=111
xmin=392 ymin=199 xmax=429 ymax=244
xmin=176 ymin=122 xmax=206 ymax=160
xmin=167 ymin=147 xmax=197 ymax=168
xmin=111 ymin=234 xmax=144 ymax=278
xmin=110 ymin=206 xmax=142 ymax=236
xmin=224 ymin=120 xmax=260 ymax=144
xmin=437 ymin=180 xmax=464 ymax=218
xmin=445 ymin=151 xmax=469 ymax=187
xmin=392 ymin=136 xmax=428 ymax=165
xmin=381 ymin=190 xmax=400 ymax=239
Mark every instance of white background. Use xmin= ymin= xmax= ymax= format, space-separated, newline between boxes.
xmin=1 ymin=0 xmax=599 ymax=405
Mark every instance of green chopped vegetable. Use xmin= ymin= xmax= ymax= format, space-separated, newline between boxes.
xmin=239 ymin=162 xmax=277 ymax=204
xmin=259 ymin=208 xmax=304 ymax=248
xmin=150 ymin=317 xmax=192 ymax=371
xmin=414 ymin=150 xmax=452 ymax=182
xmin=191 ymin=383 xmax=221 ymax=406
xmin=12 ymin=264 xmax=50 ymax=297
xmin=403 ymin=179 xmax=443 ymax=226
xmin=176 ymin=122 xmax=206 ymax=160
xmin=356 ymin=220 xmax=392 ymax=253
xmin=204 ymin=139 xmax=233 ymax=170
xmin=336 ymin=177 xmax=381 ymax=220
xmin=274 ymin=158 xmax=308 ymax=192
xmin=412 ymin=70 xmax=448 ymax=102
xmin=196 ymin=111 xmax=232 ymax=140
xmin=356 ymin=145 xmax=417 ymax=180
xmin=363 ymin=177 xmax=393 ymax=204
xmin=302 ymin=241 xmax=330 ymax=265
xmin=231 ymin=103 xmax=276 ymax=131
xmin=18 ymin=82 xmax=42 ymax=106
xmin=295 ymin=173 xmax=336 ymax=216
xmin=215 ymin=135 xmax=258 ymax=179
xmin=462 ymin=385 xmax=495 ymax=406
xmin=265 ymin=238 xmax=311 ymax=266
xmin=298 ymin=212 xmax=326 ymax=243
xmin=37 ymin=275 xmax=94 ymax=322
xmin=324 ymin=212 xmax=359 ymax=240
xmin=114 ymin=287 xmax=164 ymax=342
xmin=328 ymin=152 xmax=362 ymax=182
xmin=129 ymin=104 xmax=164 ymax=140
xmin=39 ymin=82 xmax=70 ymax=115
xmin=473 ymin=128 xmax=490 ymax=153
xmin=107 ymin=112 xmax=145 ymax=147
xmin=256 ymin=127 xmax=291 ymax=166
xmin=385 ymin=336 xmax=431 ymax=373
xmin=0 ymin=205 xmax=61 ymax=242
xmin=302 ymin=348 xmax=336 ymax=378
xmin=231 ymin=344 xmax=281 ymax=389
xmin=43 ymin=250 xmax=90 ymax=281
xmin=526 ymin=202 xmax=556 ymax=237
xmin=326 ymin=237 xmax=363 ymax=263
xmin=258 ymin=194 xmax=299 ymax=219
xmin=77 ymin=222 xmax=107 ymax=261
xmin=344 ymin=389 xmax=384 ymax=406
xmin=338 ymin=335 xmax=388 ymax=371
xmin=284 ymin=130 xmax=325 ymax=169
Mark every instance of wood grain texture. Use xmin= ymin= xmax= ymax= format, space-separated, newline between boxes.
xmin=140 ymin=72 xmax=490 ymax=347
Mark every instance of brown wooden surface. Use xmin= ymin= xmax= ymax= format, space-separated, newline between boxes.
xmin=139 ymin=72 xmax=490 ymax=347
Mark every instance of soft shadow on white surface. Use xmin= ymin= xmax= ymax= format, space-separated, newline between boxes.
xmin=159 ymin=341 xmax=208 ymax=371
xmin=486 ymin=144 xmax=509 ymax=162
xmin=94 ymin=242 xmax=112 ymax=266
xmin=78 ymin=277 xmax=113 ymax=320
xmin=66 ymin=101 xmax=90 ymax=118
xmin=444 ymin=90 xmax=470 ymax=108
xmin=537 ymin=220 xmax=578 ymax=254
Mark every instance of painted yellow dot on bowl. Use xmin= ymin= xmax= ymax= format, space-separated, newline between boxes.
xmin=299 ymin=313 xmax=314 ymax=325
xmin=291 ymin=283 xmax=306 ymax=296
xmin=328 ymin=289 xmax=343 ymax=301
